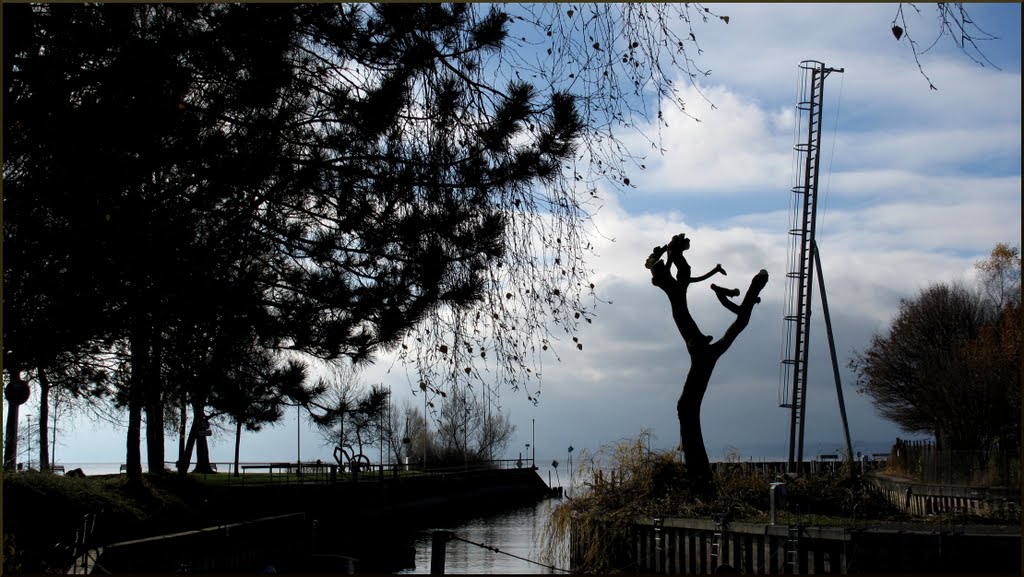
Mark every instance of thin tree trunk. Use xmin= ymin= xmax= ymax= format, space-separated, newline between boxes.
xmin=4 ymin=401 xmax=20 ymax=471
xmin=3 ymin=362 xmax=27 ymax=471
xmin=37 ymin=367 xmax=51 ymax=471
xmin=52 ymin=390 xmax=59 ymax=470
xmin=126 ymin=308 xmax=149 ymax=483
xmin=180 ymin=417 xmax=199 ymax=475
xmin=192 ymin=401 xmax=214 ymax=474
xmin=145 ymin=326 xmax=165 ymax=474
xmin=177 ymin=393 xmax=187 ymax=473
xmin=234 ymin=420 xmax=242 ymax=477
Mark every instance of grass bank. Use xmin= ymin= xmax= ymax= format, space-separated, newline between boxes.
xmin=3 ymin=470 xmax=212 ymax=574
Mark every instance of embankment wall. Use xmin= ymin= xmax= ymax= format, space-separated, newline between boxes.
xmin=86 ymin=467 xmax=548 ymax=573
xmin=575 ymin=516 xmax=1020 ymax=574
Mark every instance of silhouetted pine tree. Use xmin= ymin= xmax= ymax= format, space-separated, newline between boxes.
xmin=5 ymin=4 xmax=585 ymax=480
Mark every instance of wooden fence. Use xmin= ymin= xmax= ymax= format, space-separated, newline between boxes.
xmin=573 ymin=516 xmax=1020 ymax=574
xmin=888 ymin=439 xmax=1018 ymax=486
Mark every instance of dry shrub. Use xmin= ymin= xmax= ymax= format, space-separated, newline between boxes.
xmin=543 ymin=433 xmax=907 ymax=572
xmin=543 ymin=432 xmax=764 ymax=572
xmin=785 ymin=469 xmax=899 ymax=521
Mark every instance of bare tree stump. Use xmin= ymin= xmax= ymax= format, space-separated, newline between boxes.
xmin=647 ymin=233 xmax=769 ymax=495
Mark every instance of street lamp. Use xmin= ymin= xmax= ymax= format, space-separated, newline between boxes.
xmin=567 ymin=445 xmax=574 ymax=490
xmin=403 ymin=410 xmax=412 ymax=471
xmin=26 ymin=413 xmax=32 ymax=470
xmin=423 ymin=389 xmax=428 ymax=471
xmin=532 ymin=419 xmax=536 ymax=468
xmin=525 ymin=443 xmax=530 ymax=468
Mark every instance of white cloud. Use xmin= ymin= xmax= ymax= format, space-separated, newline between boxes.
xmin=620 ymin=85 xmax=792 ymax=195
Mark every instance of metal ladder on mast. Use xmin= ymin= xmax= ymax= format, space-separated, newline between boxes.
xmin=780 ymin=60 xmax=848 ymax=474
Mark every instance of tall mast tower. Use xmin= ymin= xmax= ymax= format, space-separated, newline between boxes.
xmin=780 ymin=60 xmax=853 ymax=473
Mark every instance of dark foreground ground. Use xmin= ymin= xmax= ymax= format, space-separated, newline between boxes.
xmin=3 ymin=466 xmax=551 ymax=574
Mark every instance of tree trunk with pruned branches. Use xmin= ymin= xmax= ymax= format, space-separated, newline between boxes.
xmin=647 ymin=233 xmax=769 ymax=495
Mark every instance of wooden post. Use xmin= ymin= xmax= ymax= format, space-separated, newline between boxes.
xmin=431 ymin=531 xmax=453 ymax=575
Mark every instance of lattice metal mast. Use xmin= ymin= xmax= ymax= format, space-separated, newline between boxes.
xmin=779 ymin=60 xmax=851 ymax=474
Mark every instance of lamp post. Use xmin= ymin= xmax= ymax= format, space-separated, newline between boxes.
xmin=26 ymin=413 xmax=33 ymax=470
xmin=423 ymin=389 xmax=428 ymax=471
xmin=532 ymin=419 xmax=536 ymax=468
xmin=296 ymin=404 xmax=301 ymax=477
xmin=379 ymin=395 xmax=385 ymax=478
xmin=402 ymin=410 xmax=412 ymax=471
xmin=568 ymin=445 xmax=574 ymax=492
xmin=525 ymin=444 xmax=530 ymax=468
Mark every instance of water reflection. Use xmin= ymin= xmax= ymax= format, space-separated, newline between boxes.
xmin=397 ymin=498 xmax=566 ymax=574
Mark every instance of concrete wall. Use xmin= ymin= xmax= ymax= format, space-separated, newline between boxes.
xmin=91 ymin=513 xmax=310 ymax=574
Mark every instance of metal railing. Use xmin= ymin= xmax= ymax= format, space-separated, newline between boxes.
xmin=156 ymin=458 xmax=536 ymax=486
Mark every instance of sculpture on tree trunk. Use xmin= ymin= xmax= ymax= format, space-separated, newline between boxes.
xmin=647 ymin=233 xmax=769 ymax=495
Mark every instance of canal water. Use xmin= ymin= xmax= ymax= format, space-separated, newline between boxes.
xmin=397 ymin=496 xmax=569 ymax=574
xmin=62 ymin=462 xmax=572 ymax=573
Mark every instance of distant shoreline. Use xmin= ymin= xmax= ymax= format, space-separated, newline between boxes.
xmin=55 ymin=445 xmax=897 ymax=478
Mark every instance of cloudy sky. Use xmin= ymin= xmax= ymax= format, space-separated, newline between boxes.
xmin=51 ymin=3 xmax=1020 ymax=468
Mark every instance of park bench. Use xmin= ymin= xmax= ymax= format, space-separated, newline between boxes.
xmin=119 ymin=463 xmax=218 ymax=473
xmin=239 ymin=463 xmax=293 ymax=484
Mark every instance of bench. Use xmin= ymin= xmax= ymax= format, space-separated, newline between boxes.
xmin=269 ymin=462 xmax=294 ymax=478
xmin=119 ymin=463 xmax=218 ymax=474
xmin=241 ymin=463 xmax=292 ymax=477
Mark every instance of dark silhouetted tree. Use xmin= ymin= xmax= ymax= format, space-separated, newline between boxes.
xmin=852 ymin=245 xmax=1021 ymax=457
xmin=975 ymin=242 xmax=1021 ymax=311
xmin=851 ymin=283 xmax=988 ymax=445
xmin=435 ymin=382 xmax=516 ymax=467
xmin=5 ymin=4 xmax=586 ymax=481
xmin=311 ymin=376 xmax=390 ymax=463
xmin=214 ymin=353 xmax=308 ymax=477
xmin=647 ymin=233 xmax=768 ymax=494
